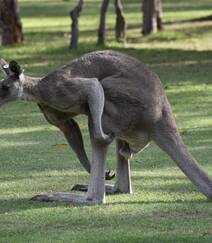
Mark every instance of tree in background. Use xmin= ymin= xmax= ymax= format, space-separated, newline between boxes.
xmin=142 ymin=0 xmax=163 ymax=35
xmin=0 ymin=0 xmax=23 ymax=45
xmin=114 ymin=0 xmax=126 ymax=42
xmin=97 ymin=0 xmax=110 ymax=46
xmin=70 ymin=0 xmax=84 ymax=49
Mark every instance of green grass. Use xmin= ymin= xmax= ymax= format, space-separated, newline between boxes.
xmin=0 ymin=0 xmax=212 ymax=242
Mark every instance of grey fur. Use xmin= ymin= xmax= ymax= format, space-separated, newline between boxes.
xmin=0 ymin=50 xmax=211 ymax=204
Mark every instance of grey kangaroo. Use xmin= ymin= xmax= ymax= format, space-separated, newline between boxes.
xmin=0 ymin=50 xmax=211 ymax=204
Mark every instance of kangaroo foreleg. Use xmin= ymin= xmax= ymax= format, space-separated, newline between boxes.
xmin=60 ymin=119 xmax=114 ymax=179
xmin=38 ymin=104 xmax=91 ymax=173
xmin=39 ymin=104 xmax=114 ymax=179
xmin=59 ymin=119 xmax=91 ymax=173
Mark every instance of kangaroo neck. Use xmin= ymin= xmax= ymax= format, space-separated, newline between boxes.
xmin=20 ymin=75 xmax=43 ymax=102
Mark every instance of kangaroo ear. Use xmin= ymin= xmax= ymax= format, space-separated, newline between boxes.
xmin=0 ymin=59 xmax=10 ymax=75
xmin=9 ymin=60 xmax=23 ymax=76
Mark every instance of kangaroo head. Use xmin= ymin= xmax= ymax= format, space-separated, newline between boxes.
xmin=0 ymin=59 xmax=25 ymax=106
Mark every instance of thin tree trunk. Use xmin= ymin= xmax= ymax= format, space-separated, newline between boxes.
xmin=70 ymin=0 xmax=84 ymax=49
xmin=156 ymin=0 xmax=163 ymax=30
xmin=142 ymin=0 xmax=163 ymax=35
xmin=97 ymin=0 xmax=110 ymax=46
xmin=114 ymin=0 xmax=126 ymax=42
xmin=0 ymin=0 xmax=23 ymax=45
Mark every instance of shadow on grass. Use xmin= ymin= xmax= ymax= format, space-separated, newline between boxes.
xmin=0 ymin=194 xmax=210 ymax=215
xmin=0 ymin=198 xmax=68 ymax=214
xmin=20 ymin=2 xmax=76 ymax=18
xmin=7 ymin=44 xmax=212 ymax=86
xmin=19 ymin=0 xmax=212 ymax=18
xmin=111 ymin=198 xmax=211 ymax=206
xmin=163 ymin=1 xmax=212 ymax=12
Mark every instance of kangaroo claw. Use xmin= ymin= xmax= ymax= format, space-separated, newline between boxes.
xmin=105 ymin=169 xmax=115 ymax=180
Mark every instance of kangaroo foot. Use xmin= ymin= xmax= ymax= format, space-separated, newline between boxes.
xmin=31 ymin=192 xmax=102 ymax=204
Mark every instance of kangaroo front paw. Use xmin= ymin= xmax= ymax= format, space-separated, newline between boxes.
xmin=105 ymin=170 xmax=115 ymax=180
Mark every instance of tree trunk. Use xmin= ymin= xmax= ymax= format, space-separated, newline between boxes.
xmin=142 ymin=0 xmax=163 ymax=35
xmin=114 ymin=0 xmax=126 ymax=42
xmin=156 ymin=0 xmax=163 ymax=30
xmin=97 ymin=0 xmax=110 ymax=46
xmin=0 ymin=0 xmax=23 ymax=45
xmin=70 ymin=0 xmax=84 ymax=49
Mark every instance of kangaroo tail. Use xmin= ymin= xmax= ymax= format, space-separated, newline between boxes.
xmin=151 ymin=106 xmax=212 ymax=199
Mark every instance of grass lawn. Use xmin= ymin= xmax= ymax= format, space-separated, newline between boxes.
xmin=0 ymin=0 xmax=212 ymax=242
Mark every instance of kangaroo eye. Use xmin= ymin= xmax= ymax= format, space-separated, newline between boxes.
xmin=2 ymin=85 xmax=10 ymax=91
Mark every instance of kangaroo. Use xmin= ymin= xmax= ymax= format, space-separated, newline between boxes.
xmin=0 ymin=50 xmax=211 ymax=204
